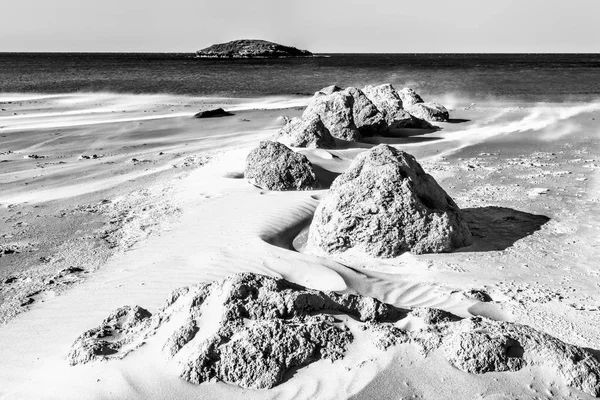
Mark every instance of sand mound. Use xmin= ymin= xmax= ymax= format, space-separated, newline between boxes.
xmin=244 ymin=141 xmax=319 ymax=190
xmin=308 ymin=144 xmax=472 ymax=257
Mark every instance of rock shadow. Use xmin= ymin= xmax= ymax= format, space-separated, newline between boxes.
xmin=313 ymin=164 xmax=341 ymax=189
xmin=446 ymin=118 xmax=470 ymax=124
xmin=461 ymin=206 xmax=550 ymax=252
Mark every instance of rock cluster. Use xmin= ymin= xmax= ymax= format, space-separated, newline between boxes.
xmin=68 ymin=273 xmax=600 ymax=397
xmin=301 ymin=83 xmax=447 ymax=142
xmin=308 ymin=144 xmax=472 ymax=257
xmin=244 ymin=141 xmax=318 ymax=191
xmin=68 ymin=273 xmax=400 ymax=389
xmin=442 ymin=318 xmax=600 ymax=396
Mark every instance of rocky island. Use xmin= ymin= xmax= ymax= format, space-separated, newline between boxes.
xmin=195 ymin=39 xmax=313 ymax=58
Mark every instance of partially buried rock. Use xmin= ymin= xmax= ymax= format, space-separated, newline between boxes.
xmin=308 ymin=144 xmax=472 ymax=257
xmin=194 ymin=108 xmax=234 ymax=118
xmin=273 ymin=115 xmax=336 ymax=149
xmin=68 ymin=272 xmax=400 ymax=389
xmin=363 ymin=84 xmax=433 ymax=129
xmin=244 ymin=141 xmax=318 ymax=190
xmin=67 ymin=305 xmax=152 ymax=365
xmin=67 ymin=273 xmax=600 ymax=396
xmin=441 ymin=317 xmax=600 ymax=396
xmin=406 ymin=102 xmax=450 ymax=122
xmin=398 ymin=87 xmax=424 ymax=107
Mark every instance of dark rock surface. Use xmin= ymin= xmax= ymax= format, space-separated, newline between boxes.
xmin=273 ymin=115 xmax=336 ymax=149
xmin=194 ymin=108 xmax=234 ymax=118
xmin=308 ymin=144 xmax=473 ymax=257
xmin=196 ymin=39 xmax=312 ymax=58
xmin=244 ymin=141 xmax=319 ymax=190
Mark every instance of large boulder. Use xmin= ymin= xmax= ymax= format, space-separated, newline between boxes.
xmin=398 ymin=87 xmax=424 ymax=107
xmin=343 ymin=87 xmax=388 ymax=137
xmin=273 ymin=115 xmax=335 ymax=149
xmin=303 ymin=91 xmax=361 ymax=141
xmin=307 ymin=144 xmax=472 ymax=257
xmin=302 ymin=86 xmax=388 ymax=141
xmin=406 ymin=102 xmax=450 ymax=122
xmin=244 ymin=141 xmax=318 ymax=191
xmin=363 ymin=84 xmax=433 ymax=129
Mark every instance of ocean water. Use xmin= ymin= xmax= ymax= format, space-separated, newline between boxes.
xmin=1 ymin=53 xmax=600 ymax=102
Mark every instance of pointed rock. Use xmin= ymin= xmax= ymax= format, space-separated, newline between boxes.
xmin=308 ymin=144 xmax=472 ymax=257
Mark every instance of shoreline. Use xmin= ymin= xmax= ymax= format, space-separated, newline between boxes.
xmin=1 ymin=92 xmax=599 ymax=399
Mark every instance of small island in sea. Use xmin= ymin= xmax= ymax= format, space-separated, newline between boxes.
xmin=195 ymin=39 xmax=313 ymax=58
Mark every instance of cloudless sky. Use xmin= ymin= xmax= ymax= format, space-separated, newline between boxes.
xmin=2 ymin=0 xmax=599 ymax=52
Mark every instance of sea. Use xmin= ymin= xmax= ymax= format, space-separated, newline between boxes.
xmin=1 ymin=53 xmax=600 ymax=102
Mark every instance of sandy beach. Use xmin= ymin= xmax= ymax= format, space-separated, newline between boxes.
xmin=1 ymin=92 xmax=600 ymax=399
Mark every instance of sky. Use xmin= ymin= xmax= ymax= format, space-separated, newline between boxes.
xmin=2 ymin=0 xmax=600 ymax=53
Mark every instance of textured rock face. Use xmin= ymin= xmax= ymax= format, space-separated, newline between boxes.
xmin=343 ymin=87 xmax=388 ymax=137
xmin=196 ymin=39 xmax=312 ymax=58
xmin=303 ymin=91 xmax=361 ymax=141
xmin=68 ymin=273 xmax=400 ymax=389
xmin=441 ymin=318 xmax=600 ymax=396
xmin=398 ymin=87 xmax=424 ymax=107
xmin=406 ymin=102 xmax=450 ymax=122
xmin=363 ymin=84 xmax=404 ymax=118
xmin=244 ymin=141 xmax=318 ymax=191
xmin=303 ymin=87 xmax=387 ymax=141
xmin=67 ymin=305 xmax=152 ymax=365
xmin=273 ymin=115 xmax=336 ymax=149
xmin=363 ymin=84 xmax=433 ymax=129
xmin=308 ymin=144 xmax=472 ymax=257
xmin=68 ymin=273 xmax=600 ymax=396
